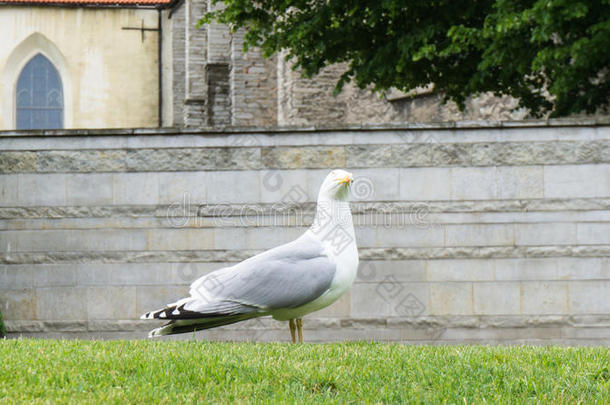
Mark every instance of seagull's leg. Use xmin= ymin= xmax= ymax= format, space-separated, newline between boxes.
xmin=296 ymin=318 xmax=303 ymax=343
xmin=289 ymin=319 xmax=296 ymax=343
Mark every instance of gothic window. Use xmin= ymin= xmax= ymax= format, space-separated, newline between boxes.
xmin=16 ymin=54 xmax=63 ymax=129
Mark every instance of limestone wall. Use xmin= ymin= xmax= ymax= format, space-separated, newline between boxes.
xmin=1 ymin=120 xmax=609 ymax=344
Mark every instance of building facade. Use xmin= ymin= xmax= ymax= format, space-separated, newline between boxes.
xmin=1 ymin=0 xmax=531 ymax=131
xmin=162 ymin=0 xmax=528 ymax=128
xmin=0 ymin=0 xmax=167 ymax=130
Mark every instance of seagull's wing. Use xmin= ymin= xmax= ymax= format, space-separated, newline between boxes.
xmin=141 ymin=234 xmax=336 ymax=336
xmin=187 ymin=234 xmax=336 ymax=312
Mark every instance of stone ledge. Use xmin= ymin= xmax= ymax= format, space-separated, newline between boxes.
xmin=2 ymin=245 xmax=609 ymax=265
xmin=1 ymin=118 xmax=609 ymax=138
xmin=7 ymin=332 xmax=608 ymax=345
xmin=6 ymin=315 xmax=610 ymax=333
xmin=2 ymin=140 xmax=609 ymax=173
xmin=1 ymin=198 xmax=610 ymax=219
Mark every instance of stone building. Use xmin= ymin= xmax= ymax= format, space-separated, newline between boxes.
xmin=0 ymin=0 xmax=170 ymax=130
xmin=162 ymin=0 xmax=528 ymax=127
xmin=1 ymin=0 xmax=528 ymax=131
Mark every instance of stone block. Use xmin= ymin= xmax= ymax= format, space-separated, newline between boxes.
xmin=36 ymin=150 xmax=126 ymax=173
xmin=544 ymin=164 xmax=610 ymax=198
xmin=206 ymin=170 xmax=260 ymax=203
xmin=353 ymin=280 xmax=430 ymax=317
xmin=87 ymin=287 xmax=137 ymax=320
xmin=4 ymin=320 xmax=44 ymax=333
xmin=560 ymin=327 xmax=610 ymax=339
xmin=356 ymin=260 xmax=427 ymax=282
xmin=158 ymin=171 xmax=207 ymax=204
xmin=18 ymin=229 xmax=144 ymax=252
xmin=170 ymin=262 xmax=230 ymax=285
xmin=451 ymin=167 xmax=496 ymax=200
xmin=66 ymin=174 xmax=113 ymax=205
xmin=244 ymin=227 xmax=305 ymax=250
xmin=399 ymin=167 xmax=452 ymax=201
xmin=36 ymin=287 xmax=87 ymax=320
xmin=569 ymin=281 xmax=610 ymax=314
xmin=445 ymin=224 xmax=514 ymax=247
xmin=521 ymin=281 xmax=568 ymax=314
xmin=375 ymin=225 xmax=444 ymax=247
xmin=354 ymin=227 xmax=376 ymax=248
xmin=18 ymin=173 xmax=67 ymax=206
xmin=0 ymin=288 xmax=36 ymax=320
xmin=390 ymin=284 xmax=429 ymax=317
xmin=261 ymin=146 xmax=346 ymax=169
xmin=429 ymin=282 xmax=473 ymax=315
xmin=213 ymin=228 xmax=247 ymax=250
xmin=350 ymin=168 xmax=400 ymax=201
xmin=0 ymin=175 xmax=19 ymax=206
xmin=31 ymin=264 xmax=77 ymax=287
xmin=515 ymin=223 xmax=576 ymax=246
xmin=113 ymin=172 xmax=159 ymax=205
xmin=577 ymin=223 xmax=610 ymax=244
xmin=494 ymin=258 xmax=604 ymax=281
xmin=0 ymin=151 xmax=37 ymax=173
xmin=259 ymin=170 xmax=310 ymax=204
xmin=0 ymin=265 xmax=34 ymax=288
xmin=349 ymin=283 xmax=391 ymax=317
xmin=316 ymin=291 xmax=351 ymax=317
xmin=345 ymin=145 xmax=393 ymax=168
xmin=147 ymin=229 xmax=215 ymax=251
xmin=441 ymin=327 xmax=562 ymax=341
xmin=427 ymin=259 xmax=494 ymax=281
xmin=473 ymin=282 xmax=520 ymax=315
xmin=43 ymin=321 xmax=88 ymax=332
xmin=136 ymin=285 xmax=189 ymax=316
xmin=76 ymin=263 xmax=173 ymax=286
xmin=496 ymin=166 xmax=544 ymax=199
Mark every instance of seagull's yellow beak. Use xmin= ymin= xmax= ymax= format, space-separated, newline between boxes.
xmin=338 ymin=174 xmax=353 ymax=185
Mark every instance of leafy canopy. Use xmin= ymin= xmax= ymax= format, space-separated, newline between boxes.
xmin=203 ymin=0 xmax=610 ymax=117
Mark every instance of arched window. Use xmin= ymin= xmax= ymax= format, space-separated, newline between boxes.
xmin=16 ymin=54 xmax=63 ymax=129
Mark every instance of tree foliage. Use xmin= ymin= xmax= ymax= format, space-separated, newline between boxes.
xmin=203 ymin=0 xmax=610 ymax=117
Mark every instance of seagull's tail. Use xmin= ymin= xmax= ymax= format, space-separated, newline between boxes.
xmin=148 ymin=314 xmax=260 ymax=338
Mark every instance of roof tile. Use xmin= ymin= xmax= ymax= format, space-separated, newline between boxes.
xmin=1 ymin=0 xmax=172 ymax=5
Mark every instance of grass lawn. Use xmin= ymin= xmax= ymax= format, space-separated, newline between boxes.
xmin=1 ymin=339 xmax=608 ymax=403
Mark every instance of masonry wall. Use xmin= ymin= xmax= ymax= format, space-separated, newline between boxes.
xmin=1 ymin=120 xmax=609 ymax=344
xmin=167 ymin=0 xmax=530 ymax=129
xmin=277 ymin=60 xmax=528 ymax=126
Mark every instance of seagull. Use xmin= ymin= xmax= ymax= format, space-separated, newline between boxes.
xmin=141 ymin=169 xmax=359 ymax=342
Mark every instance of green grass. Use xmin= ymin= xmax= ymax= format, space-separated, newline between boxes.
xmin=0 ymin=340 xmax=608 ymax=403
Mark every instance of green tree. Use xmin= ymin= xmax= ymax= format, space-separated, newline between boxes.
xmin=203 ymin=0 xmax=610 ymax=117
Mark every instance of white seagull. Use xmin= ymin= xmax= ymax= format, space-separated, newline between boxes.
xmin=141 ymin=169 xmax=359 ymax=342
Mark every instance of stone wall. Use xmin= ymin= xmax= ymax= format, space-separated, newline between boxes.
xmin=1 ymin=120 xmax=609 ymax=344
xmin=277 ymin=60 xmax=528 ymax=126
xmin=168 ymin=0 xmax=529 ymax=128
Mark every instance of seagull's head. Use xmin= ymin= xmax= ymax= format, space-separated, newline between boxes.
xmin=318 ymin=169 xmax=354 ymax=202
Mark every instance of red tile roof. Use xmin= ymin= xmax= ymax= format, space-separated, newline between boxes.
xmin=1 ymin=0 xmax=172 ymax=5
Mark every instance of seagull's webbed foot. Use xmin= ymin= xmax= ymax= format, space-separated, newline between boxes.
xmin=289 ymin=319 xmax=296 ymax=343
